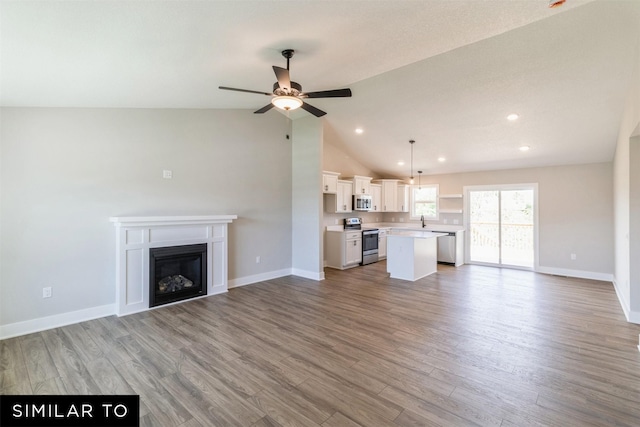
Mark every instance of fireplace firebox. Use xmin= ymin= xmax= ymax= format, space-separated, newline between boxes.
xmin=149 ymin=244 xmax=207 ymax=307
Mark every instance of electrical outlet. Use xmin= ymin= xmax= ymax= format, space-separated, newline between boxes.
xmin=162 ymin=170 xmax=173 ymax=179
xmin=443 ymin=219 xmax=448 ymax=224
xmin=399 ymin=218 xmax=404 ymax=222
xmin=256 ymin=256 xmax=261 ymax=264
xmin=453 ymin=219 xmax=459 ymax=225
xmin=570 ymin=253 xmax=577 ymax=261
xmin=335 ymin=219 xmax=339 ymax=225
xmin=43 ymin=287 xmax=52 ymax=298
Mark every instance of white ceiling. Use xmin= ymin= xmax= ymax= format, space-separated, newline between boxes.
xmin=2 ymin=0 xmax=639 ymax=177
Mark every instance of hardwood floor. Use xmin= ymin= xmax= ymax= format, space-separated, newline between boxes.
xmin=2 ymin=263 xmax=640 ymax=426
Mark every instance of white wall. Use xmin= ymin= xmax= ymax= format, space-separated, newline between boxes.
xmin=613 ymin=39 xmax=640 ymax=323
xmin=0 ymin=108 xmax=292 ymax=328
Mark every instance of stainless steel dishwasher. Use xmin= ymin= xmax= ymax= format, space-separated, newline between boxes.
xmin=436 ymin=232 xmax=457 ymax=264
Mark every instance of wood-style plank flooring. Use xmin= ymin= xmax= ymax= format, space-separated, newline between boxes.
xmin=2 ymin=263 xmax=640 ymax=426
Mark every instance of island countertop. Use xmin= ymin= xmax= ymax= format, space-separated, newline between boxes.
xmin=387 ymin=230 xmax=447 ymax=239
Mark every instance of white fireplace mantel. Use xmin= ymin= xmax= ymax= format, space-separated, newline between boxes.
xmin=110 ymin=215 xmax=237 ymax=316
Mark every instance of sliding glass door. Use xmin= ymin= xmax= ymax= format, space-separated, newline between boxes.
xmin=466 ymin=185 xmax=536 ymax=269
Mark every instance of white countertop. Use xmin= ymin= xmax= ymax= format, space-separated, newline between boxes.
xmin=326 ymin=223 xmax=464 ymax=233
xmin=387 ymin=230 xmax=447 ymax=239
xmin=367 ymin=223 xmax=464 ymax=232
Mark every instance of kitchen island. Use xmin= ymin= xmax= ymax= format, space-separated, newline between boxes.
xmin=386 ymin=230 xmax=446 ymax=281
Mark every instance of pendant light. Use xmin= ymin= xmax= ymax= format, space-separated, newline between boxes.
xmin=418 ymin=170 xmax=422 ymax=189
xmin=409 ymin=140 xmax=415 ymax=184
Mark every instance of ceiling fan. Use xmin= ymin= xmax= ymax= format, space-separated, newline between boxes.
xmin=218 ymin=49 xmax=352 ymax=117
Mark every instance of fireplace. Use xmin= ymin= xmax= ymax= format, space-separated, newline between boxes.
xmin=149 ymin=244 xmax=207 ymax=307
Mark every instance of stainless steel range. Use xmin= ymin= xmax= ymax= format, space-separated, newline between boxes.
xmin=344 ymin=218 xmax=379 ymax=265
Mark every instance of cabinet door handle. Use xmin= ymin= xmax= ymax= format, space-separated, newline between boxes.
xmin=353 ymin=240 xmax=357 ymax=246
xmin=325 ymin=185 xmax=328 ymax=191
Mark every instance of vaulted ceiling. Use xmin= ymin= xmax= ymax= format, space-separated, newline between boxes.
xmin=2 ymin=0 xmax=639 ymax=177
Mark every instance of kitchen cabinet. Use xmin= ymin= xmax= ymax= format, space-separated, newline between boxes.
xmin=370 ymin=184 xmax=382 ymax=212
xmin=373 ymin=179 xmax=400 ymax=212
xmin=322 ymin=171 xmax=340 ymax=194
xmin=324 ymin=180 xmax=353 ymax=213
xmin=397 ymin=184 xmax=409 ymax=213
xmin=325 ymin=230 xmax=362 ymax=269
xmin=350 ymin=175 xmax=372 ymax=195
xmin=378 ymin=228 xmax=388 ymax=259
xmin=386 ymin=231 xmax=443 ymax=281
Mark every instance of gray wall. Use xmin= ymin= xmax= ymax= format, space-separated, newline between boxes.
xmin=0 ymin=108 xmax=292 ymax=326
xmin=613 ymin=38 xmax=640 ymax=323
xmin=291 ymin=117 xmax=324 ymax=279
xmin=407 ymin=164 xmax=614 ymax=275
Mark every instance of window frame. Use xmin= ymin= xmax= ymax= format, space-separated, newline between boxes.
xmin=409 ymin=184 xmax=439 ymax=221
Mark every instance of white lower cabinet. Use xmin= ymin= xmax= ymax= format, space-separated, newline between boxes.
xmin=325 ymin=231 xmax=362 ymax=269
xmin=378 ymin=228 xmax=389 ymax=259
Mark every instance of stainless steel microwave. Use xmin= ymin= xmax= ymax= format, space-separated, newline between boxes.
xmin=353 ymin=194 xmax=372 ymax=211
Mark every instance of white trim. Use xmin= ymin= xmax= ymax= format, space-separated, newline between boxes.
xmin=409 ymin=184 xmax=439 ymax=221
xmin=109 ymin=215 xmax=237 ymax=227
xmin=291 ymin=268 xmax=325 ymax=281
xmin=110 ymin=215 xmax=236 ymax=316
xmin=463 ymin=183 xmax=539 ymax=269
xmin=537 ymin=266 xmax=613 ymax=282
xmin=0 ymin=304 xmax=115 ymax=340
xmin=612 ymin=278 xmax=640 ymax=325
xmin=228 ymin=269 xmax=293 ymax=288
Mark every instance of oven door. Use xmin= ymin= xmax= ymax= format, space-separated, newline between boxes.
xmin=361 ymin=229 xmax=379 ymax=265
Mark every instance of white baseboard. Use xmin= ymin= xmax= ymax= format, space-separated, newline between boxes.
xmin=1 ymin=269 xmax=326 ymax=339
xmin=291 ymin=268 xmax=324 ymax=281
xmin=224 ymin=267 xmax=325 ymax=289
xmin=228 ymin=268 xmax=292 ymax=288
xmin=537 ymin=266 xmax=614 ymax=282
xmin=0 ymin=304 xmax=115 ymax=340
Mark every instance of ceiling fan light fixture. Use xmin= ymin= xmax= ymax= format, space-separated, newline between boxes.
xmin=271 ymin=95 xmax=303 ymax=111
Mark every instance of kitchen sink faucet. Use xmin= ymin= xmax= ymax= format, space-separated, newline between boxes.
xmin=421 ymin=215 xmax=426 ymax=228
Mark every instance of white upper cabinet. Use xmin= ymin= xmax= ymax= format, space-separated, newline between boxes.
xmin=322 ymin=171 xmax=340 ymax=194
xmin=324 ymin=179 xmax=352 ymax=213
xmin=370 ymin=183 xmax=382 ymax=212
xmin=373 ymin=179 xmax=399 ymax=212
xmin=397 ymin=184 xmax=409 ymax=213
xmin=349 ymin=175 xmax=372 ymax=195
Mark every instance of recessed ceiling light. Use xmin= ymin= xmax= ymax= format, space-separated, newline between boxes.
xmin=507 ymin=113 xmax=519 ymax=121
xmin=519 ymin=145 xmax=530 ymax=152
xmin=355 ymin=128 xmax=364 ymax=134
xmin=437 ymin=157 xmax=446 ymax=162
xmin=397 ymin=161 xmax=405 ymax=166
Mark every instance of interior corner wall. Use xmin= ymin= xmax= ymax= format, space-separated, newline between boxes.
xmin=613 ymin=37 xmax=640 ymax=323
xmin=0 ymin=108 xmax=292 ymax=331
xmin=291 ymin=117 xmax=324 ymax=280
xmin=630 ymin=135 xmax=640 ymax=317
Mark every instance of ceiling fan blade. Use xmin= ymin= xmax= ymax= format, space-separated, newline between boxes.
xmin=301 ymin=102 xmax=327 ymax=117
xmin=254 ymin=103 xmax=275 ymax=114
xmin=272 ymin=66 xmax=291 ymax=91
xmin=219 ymin=86 xmax=272 ymax=96
xmin=302 ymin=88 xmax=352 ymax=98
